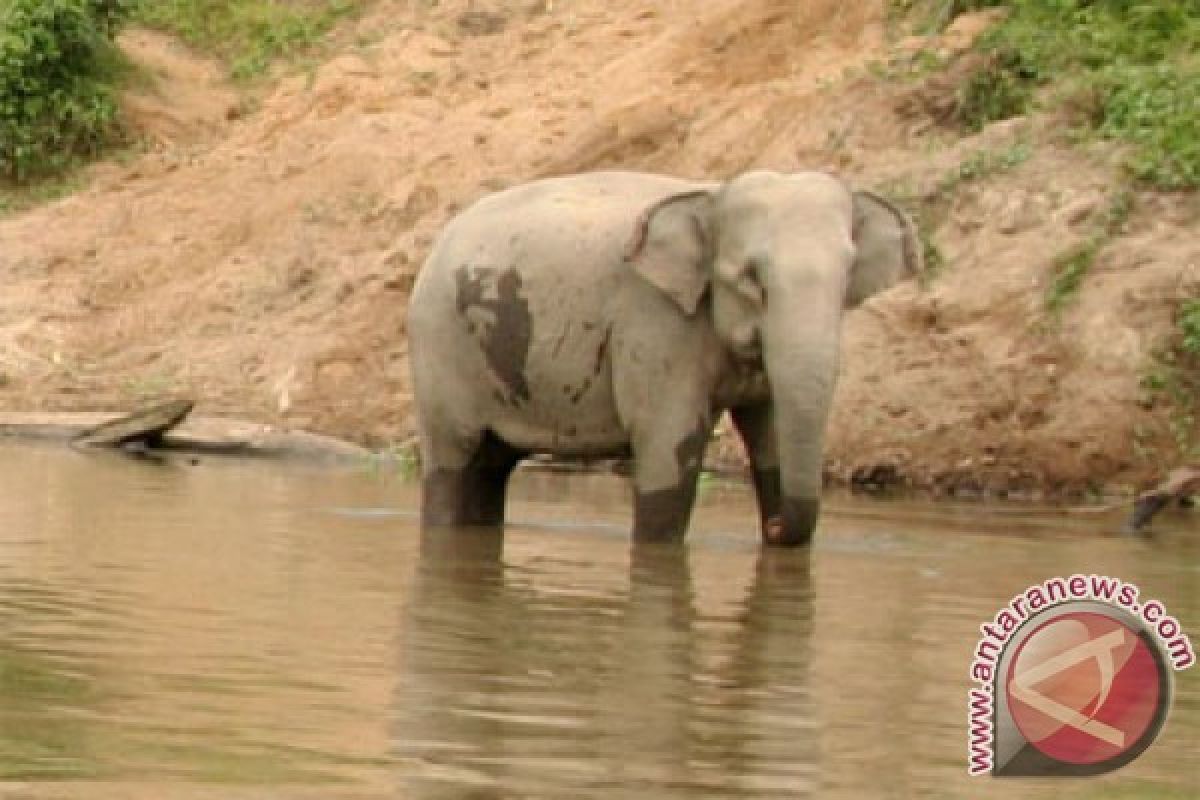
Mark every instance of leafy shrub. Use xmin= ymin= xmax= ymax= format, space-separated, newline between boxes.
xmin=86 ymin=0 xmax=137 ymax=35
xmin=1099 ymin=65 xmax=1200 ymax=190
xmin=0 ymin=0 xmax=133 ymax=181
xmin=956 ymin=0 xmax=1200 ymax=188
xmin=957 ymin=49 xmax=1038 ymax=132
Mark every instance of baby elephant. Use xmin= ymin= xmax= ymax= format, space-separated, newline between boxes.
xmin=407 ymin=170 xmax=921 ymax=546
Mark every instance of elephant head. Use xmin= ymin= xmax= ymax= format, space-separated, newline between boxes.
xmin=624 ymin=171 xmax=921 ymax=544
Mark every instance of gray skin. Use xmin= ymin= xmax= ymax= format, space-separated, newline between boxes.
xmin=407 ymin=170 xmax=921 ymax=546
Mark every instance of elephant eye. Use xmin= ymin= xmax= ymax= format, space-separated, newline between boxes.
xmin=744 ymin=253 xmax=768 ymax=282
xmin=737 ymin=256 xmax=765 ymax=303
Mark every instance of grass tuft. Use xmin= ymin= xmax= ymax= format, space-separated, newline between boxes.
xmin=1043 ymin=189 xmax=1132 ymax=314
xmin=134 ymin=0 xmax=361 ymax=81
xmin=1142 ymin=293 xmax=1200 ymax=460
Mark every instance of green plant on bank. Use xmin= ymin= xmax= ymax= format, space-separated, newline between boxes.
xmin=958 ymin=52 xmax=1035 ymax=132
xmin=888 ymin=0 xmax=1007 ymax=36
xmin=1180 ymin=298 xmax=1200 ymax=357
xmin=930 ymin=142 xmax=1031 ymax=280
xmin=1044 ymin=241 xmax=1097 ymax=315
xmin=866 ymin=46 xmax=948 ymax=83
xmin=134 ymin=0 xmax=361 ymax=81
xmin=1 ymin=0 xmax=364 ymax=203
xmin=0 ymin=170 xmax=85 ymax=213
xmin=1099 ymin=64 xmax=1200 ymax=189
xmin=936 ymin=140 xmax=1031 ymax=194
xmin=0 ymin=0 xmax=135 ymax=181
xmin=1043 ymin=188 xmax=1132 ymax=314
xmin=1139 ymin=293 xmax=1200 ymax=460
xmin=364 ymin=441 xmax=421 ymax=480
xmin=875 ymin=141 xmax=1032 ymax=284
xmin=955 ymin=0 xmax=1200 ymax=189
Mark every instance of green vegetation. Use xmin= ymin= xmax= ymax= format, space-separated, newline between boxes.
xmin=1043 ymin=188 xmax=1132 ymax=313
xmin=1142 ymin=293 xmax=1200 ymax=460
xmin=1180 ymin=298 xmax=1200 ymax=357
xmin=0 ymin=170 xmax=85 ymax=213
xmin=877 ymin=141 xmax=1032 ymax=283
xmin=363 ymin=440 xmax=421 ymax=480
xmin=0 ymin=0 xmax=365 ymax=199
xmin=928 ymin=142 xmax=1032 ymax=280
xmin=1044 ymin=242 xmax=1096 ymax=314
xmin=889 ymin=0 xmax=1007 ymax=36
xmin=956 ymin=0 xmax=1200 ymax=188
xmin=134 ymin=0 xmax=360 ymax=81
xmin=0 ymin=0 xmax=135 ymax=181
xmin=957 ymin=50 xmax=1034 ymax=131
xmin=936 ymin=140 xmax=1031 ymax=193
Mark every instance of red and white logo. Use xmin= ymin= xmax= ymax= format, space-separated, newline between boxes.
xmin=967 ymin=576 xmax=1192 ymax=777
xmin=1006 ymin=611 xmax=1163 ymax=767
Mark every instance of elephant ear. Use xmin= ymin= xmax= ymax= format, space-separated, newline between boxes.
xmin=846 ymin=190 xmax=923 ymax=309
xmin=624 ymin=189 xmax=716 ymax=316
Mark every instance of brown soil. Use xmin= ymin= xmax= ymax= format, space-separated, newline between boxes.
xmin=0 ymin=0 xmax=1196 ymax=496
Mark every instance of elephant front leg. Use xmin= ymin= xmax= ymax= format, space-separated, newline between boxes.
xmin=630 ymin=416 xmax=712 ymax=542
xmin=730 ymin=403 xmax=784 ymax=544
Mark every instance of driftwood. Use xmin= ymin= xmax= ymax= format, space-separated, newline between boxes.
xmin=1 ymin=410 xmax=370 ymax=462
xmin=1125 ymin=466 xmax=1199 ymax=534
xmin=70 ymin=398 xmax=195 ymax=449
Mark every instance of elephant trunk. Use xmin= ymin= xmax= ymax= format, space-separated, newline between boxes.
xmin=760 ymin=281 xmax=843 ymax=547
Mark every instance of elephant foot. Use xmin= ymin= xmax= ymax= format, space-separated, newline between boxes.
xmin=632 ymin=484 xmax=696 ymax=542
xmin=762 ymin=497 xmax=819 ymax=547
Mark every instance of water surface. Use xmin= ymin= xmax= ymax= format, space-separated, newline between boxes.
xmin=0 ymin=444 xmax=1195 ymax=799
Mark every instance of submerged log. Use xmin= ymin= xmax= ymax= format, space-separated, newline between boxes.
xmin=71 ymin=398 xmax=195 ymax=449
xmin=1125 ymin=466 xmax=1199 ymax=534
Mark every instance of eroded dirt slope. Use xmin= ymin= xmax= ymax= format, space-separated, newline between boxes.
xmin=0 ymin=0 xmax=1195 ymax=494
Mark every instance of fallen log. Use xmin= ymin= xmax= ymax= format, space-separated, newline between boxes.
xmin=1125 ymin=466 xmax=1199 ymax=534
xmin=70 ymin=398 xmax=195 ymax=449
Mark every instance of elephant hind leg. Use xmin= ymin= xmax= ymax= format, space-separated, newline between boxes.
xmin=422 ymin=430 xmax=526 ymax=528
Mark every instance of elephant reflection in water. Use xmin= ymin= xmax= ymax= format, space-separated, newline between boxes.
xmin=391 ymin=532 xmax=817 ymax=798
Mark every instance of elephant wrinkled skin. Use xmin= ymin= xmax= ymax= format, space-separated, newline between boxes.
xmin=407 ymin=170 xmax=921 ymax=546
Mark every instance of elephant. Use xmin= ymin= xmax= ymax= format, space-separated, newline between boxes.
xmin=407 ymin=170 xmax=921 ymax=546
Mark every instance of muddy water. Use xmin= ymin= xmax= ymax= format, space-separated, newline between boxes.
xmin=0 ymin=444 xmax=1195 ymax=800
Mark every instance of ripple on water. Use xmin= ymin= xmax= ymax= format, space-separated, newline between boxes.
xmin=0 ymin=445 xmax=1195 ymax=798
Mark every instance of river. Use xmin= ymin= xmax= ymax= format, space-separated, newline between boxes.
xmin=0 ymin=444 xmax=1195 ymax=798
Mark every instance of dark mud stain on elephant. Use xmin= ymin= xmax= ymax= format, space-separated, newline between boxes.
xmin=593 ymin=325 xmax=612 ymax=377
xmin=568 ymin=378 xmax=592 ymax=405
xmin=563 ymin=327 xmax=611 ymax=404
xmin=455 ymin=266 xmax=532 ymax=405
